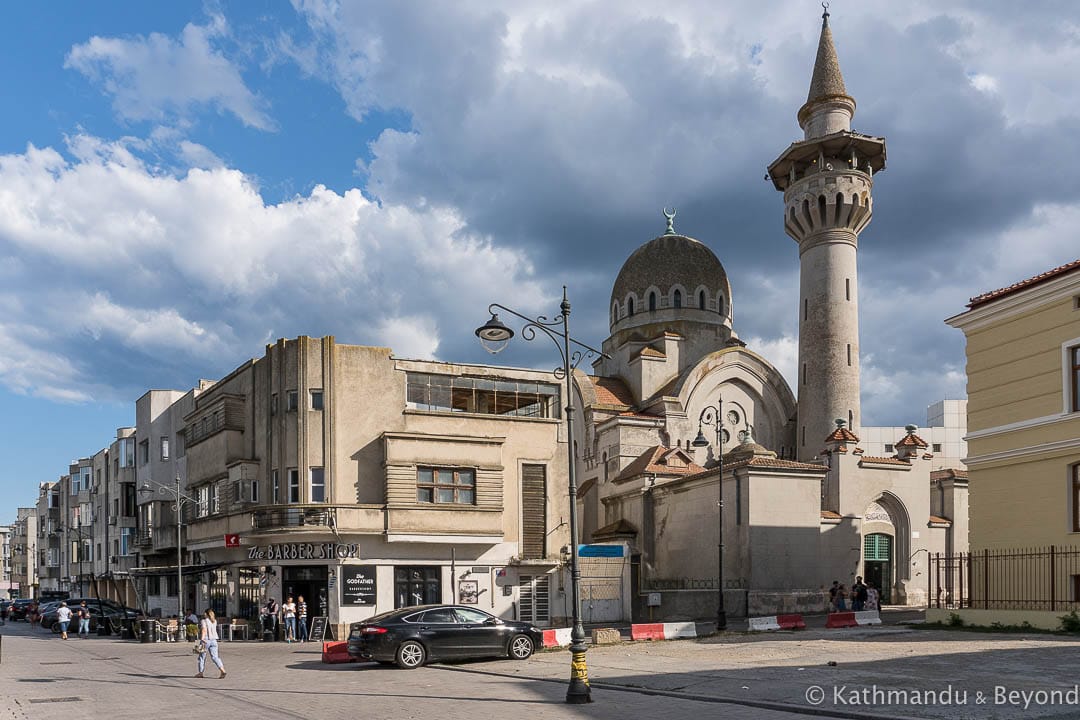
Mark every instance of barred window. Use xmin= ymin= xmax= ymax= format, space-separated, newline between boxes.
xmin=417 ymin=467 xmax=476 ymax=505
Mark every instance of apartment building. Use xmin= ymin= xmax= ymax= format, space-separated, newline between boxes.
xmin=9 ymin=508 xmax=36 ymax=598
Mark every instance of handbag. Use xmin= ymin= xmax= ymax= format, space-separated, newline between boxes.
xmin=192 ymin=640 xmax=206 ymax=654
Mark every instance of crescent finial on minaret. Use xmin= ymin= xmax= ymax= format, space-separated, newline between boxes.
xmin=663 ymin=207 xmax=677 ymax=235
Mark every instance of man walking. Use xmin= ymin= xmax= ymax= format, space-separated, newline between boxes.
xmin=56 ymin=601 xmax=72 ymax=640
xmin=77 ymin=601 xmax=91 ymax=638
xmin=852 ymin=576 xmax=868 ymax=612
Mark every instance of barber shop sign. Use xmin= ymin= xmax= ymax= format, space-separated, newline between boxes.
xmin=246 ymin=542 xmax=360 ymax=561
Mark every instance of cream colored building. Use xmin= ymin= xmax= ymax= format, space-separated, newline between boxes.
xmin=937 ymin=259 xmax=1080 ymax=628
xmin=156 ymin=336 xmax=573 ymax=637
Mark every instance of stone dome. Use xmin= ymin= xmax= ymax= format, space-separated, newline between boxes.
xmin=609 ymin=233 xmax=732 ymax=330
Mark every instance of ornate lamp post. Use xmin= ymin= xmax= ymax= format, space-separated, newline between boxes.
xmin=139 ymin=476 xmax=195 ymax=616
xmin=692 ymin=402 xmax=728 ymax=631
xmin=475 ymin=286 xmax=607 ymax=704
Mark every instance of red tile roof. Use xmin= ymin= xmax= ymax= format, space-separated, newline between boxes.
xmin=821 ymin=510 xmax=842 ymax=520
xmin=632 ymin=346 xmax=666 ymax=360
xmin=968 ymin=258 xmax=1080 ymax=308
xmin=724 ymin=456 xmax=829 ymax=472
xmin=896 ymin=432 xmax=928 ymax=448
xmin=931 ymin=468 xmax=969 ymax=481
xmin=928 ymin=515 xmax=952 ymax=527
xmin=614 ymin=446 xmax=706 ymax=483
xmin=859 ymin=456 xmax=911 ymax=466
xmin=825 ymin=426 xmax=860 ymax=443
xmin=588 ymin=376 xmax=635 ymax=407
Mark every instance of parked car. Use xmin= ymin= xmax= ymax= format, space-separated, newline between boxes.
xmin=41 ymin=599 xmax=133 ymax=634
xmin=9 ymin=598 xmax=37 ymax=620
xmin=347 ymin=605 xmax=542 ymax=669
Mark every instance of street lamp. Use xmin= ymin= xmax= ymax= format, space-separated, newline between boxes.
xmin=139 ymin=476 xmax=196 ymax=616
xmin=692 ymin=402 xmax=728 ymax=631
xmin=475 ymin=286 xmax=607 ymax=705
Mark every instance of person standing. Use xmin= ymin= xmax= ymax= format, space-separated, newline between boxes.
xmin=56 ymin=601 xmax=72 ymax=640
xmin=296 ymin=595 xmax=308 ymax=643
xmin=262 ymin=597 xmax=278 ymax=641
xmin=195 ymin=609 xmax=226 ymax=679
xmin=282 ymin=596 xmax=297 ymax=644
xmin=77 ymin=601 xmax=91 ymax=638
xmin=866 ymin=581 xmax=880 ymax=611
xmin=827 ymin=580 xmax=839 ymax=612
xmin=853 ymin=576 xmax=868 ymax=612
xmin=835 ymin=584 xmax=848 ymax=612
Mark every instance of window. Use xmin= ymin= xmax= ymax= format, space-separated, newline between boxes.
xmin=286 ymin=390 xmax=298 ymax=412
xmin=649 ymin=292 xmax=657 ymax=311
xmin=310 ymin=390 xmax=324 ymax=411
xmin=250 ymin=479 xmax=259 ymax=504
xmin=628 ymin=298 xmax=634 ymax=316
xmin=119 ymin=438 xmax=135 ymax=468
xmin=394 ymin=566 xmax=441 ymax=608
xmin=310 ymin=467 xmax=325 ymax=503
xmin=885 ymin=444 xmax=894 ymax=453
xmin=288 ymin=469 xmax=300 ymax=503
xmin=147 ymin=576 xmax=160 ymax=596
xmin=405 ymin=374 xmax=559 ymax=418
xmin=238 ymin=568 xmax=261 ymax=620
xmin=210 ymin=483 xmax=220 ymax=514
xmin=673 ymin=289 xmax=682 ymax=308
xmin=166 ymin=574 xmax=178 ymax=597
xmin=699 ymin=290 xmax=706 ymax=309
xmin=271 ymin=393 xmax=278 ymax=416
xmin=272 ymin=470 xmax=279 ymax=503
xmin=1070 ymin=345 xmax=1080 ymax=413
xmin=521 ymin=464 xmax=546 ymax=559
xmin=208 ymin=568 xmax=228 ymax=617
xmin=847 ymin=344 xmax=852 ymax=366
xmin=932 ymin=443 xmax=942 ymax=453
xmin=846 ymin=278 xmax=851 ymax=301
xmin=139 ymin=440 xmax=149 ymax=466
xmin=1073 ymin=464 xmax=1080 ymax=533
xmin=120 ymin=527 xmax=134 ymax=556
xmin=416 ymin=467 xmax=476 ymax=505
xmin=197 ymin=486 xmax=210 ymax=518
xmin=160 ymin=436 xmax=169 ymax=461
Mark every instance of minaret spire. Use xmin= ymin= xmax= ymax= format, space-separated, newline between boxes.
xmin=797 ymin=6 xmax=855 ymax=139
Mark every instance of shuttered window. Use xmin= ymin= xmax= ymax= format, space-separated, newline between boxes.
xmin=521 ymin=464 xmax=547 ymax=560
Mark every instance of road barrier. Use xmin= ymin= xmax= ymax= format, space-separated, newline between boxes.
xmin=321 ymin=640 xmax=356 ymax=663
xmin=825 ymin=610 xmax=881 ymax=628
xmin=630 ymin=621 xmax=701 ymax=641
xmin=748 ymin=614 xmax=806 ymax=631
xmin=541 ymin=628 xmax=572 ymax=648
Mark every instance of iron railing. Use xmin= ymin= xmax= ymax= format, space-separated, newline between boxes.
xmin=251 ymin=505 xmax=336 ymax=530
xmin=930 ymin=546 xmax=1080 ymax=611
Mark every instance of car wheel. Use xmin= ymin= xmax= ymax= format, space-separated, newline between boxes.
xmin=51 ymin=622 xmax=60 ymax=634
xmin=395 ymin=640 xmax=426 ymax=669
xmin=508 ymin=634 xmax=534 ymax=660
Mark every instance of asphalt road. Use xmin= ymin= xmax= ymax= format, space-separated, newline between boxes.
xmin=3 ymin=614 xmax=1080 ymax=720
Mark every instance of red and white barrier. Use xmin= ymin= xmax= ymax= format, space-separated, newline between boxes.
xmin=826 ymin=610 xmax=881 ymax=628
xmin=630 ymin=621 xmax=701 ymax=641
xmin=748 ymin=614 xmax=806 ymax=631
xmin=541 ymin=628 xmax=573 ymax=648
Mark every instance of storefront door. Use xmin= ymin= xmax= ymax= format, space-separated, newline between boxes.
xmin=282 ymin=566 xmax=329 ymax=624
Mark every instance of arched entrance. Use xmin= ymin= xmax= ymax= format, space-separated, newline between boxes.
xmin=861 ymin=494 xmax=911 ymax=605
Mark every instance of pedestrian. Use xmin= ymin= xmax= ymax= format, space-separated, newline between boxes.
xmin=835 ymin=584 xmax=848 ymax=611
xmin=56 ymin=601 xmax=72 ymax=639
xmin=185 ymin=609 xmax=199 ymax=641
xmin=263 ymin=597 xmax=278 ymax=640
xmin=195 ymin=609 xmax=226 ymax=679
xmin=77 ymin=600 xmax=91 ymax=638
xmin=827 ymin=580 xmax=839 ymax=612
xmin=297 ymin=595 xmax=308 ymax=643
xmin=866 ymin=581 xmax=880 ymax=611
xmin=853 ymin=576 xmax=868 ymax=612
xmin=282 ymin=596 xmax=297 ymax=643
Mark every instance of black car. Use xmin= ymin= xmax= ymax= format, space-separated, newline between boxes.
xmin=42 ymin=599 xmax=136 ymax=634
xmin=347 ymin=605 xmax=542 ymax=668
xmin=9 ymin=598 xmax=36 ymax=621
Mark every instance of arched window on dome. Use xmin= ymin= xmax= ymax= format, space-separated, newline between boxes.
xmin=717 ymin=294 xmax=726 ymax=316
xmin=612 ymin=302 xmax=619 ymax=324
xmin=673 ymin=289 xmax=682 ymax=309
xmin=628 ymin=297 xmax=634 ymax=316
xmin=699 ymin=290 xmax=706 ymax=310
xmin=649 ymin=292 xmax=657 ymax=312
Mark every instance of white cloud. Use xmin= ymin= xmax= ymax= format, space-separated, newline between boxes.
xmin=65 ymin=15 xmax=274 ymax=130
xmin=0 ymin=134 xmax=545 ymax=400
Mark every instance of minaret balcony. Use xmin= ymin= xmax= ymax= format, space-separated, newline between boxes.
xmin=767 ymin=130 xmax=886 ymax=192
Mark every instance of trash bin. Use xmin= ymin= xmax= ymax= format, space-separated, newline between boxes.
xmin=141 ymin=619 xmax=158 ymax=643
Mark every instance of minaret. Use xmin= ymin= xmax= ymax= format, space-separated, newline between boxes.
xmin=767 ymin=9 xmax=886 ymax=461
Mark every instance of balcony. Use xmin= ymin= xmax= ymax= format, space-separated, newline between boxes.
xmin=252 ymin=505 xmax=335 ymax=531
xmin=134 ymin=530 xmax=152 ymax=547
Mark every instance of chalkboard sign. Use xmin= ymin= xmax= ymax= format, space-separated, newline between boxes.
xmin=340 ymin=565 xmax=377 ymax=606
xmin=309 ymin=616 xmax=330 ymax=642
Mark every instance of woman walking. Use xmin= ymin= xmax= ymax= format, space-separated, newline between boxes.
xmin=195 ymin=609 xmax=226 ymax=679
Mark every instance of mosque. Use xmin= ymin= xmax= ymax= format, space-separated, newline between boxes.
xmin=572 ymin=10 xmax=968 ymax=618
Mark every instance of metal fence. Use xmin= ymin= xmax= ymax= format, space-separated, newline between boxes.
xmin=930 ymin=546 xmax=1080 ymax=611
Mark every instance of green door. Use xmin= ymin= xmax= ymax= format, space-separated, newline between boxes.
xmin=863 ymin=533 xmax=892 ymax=605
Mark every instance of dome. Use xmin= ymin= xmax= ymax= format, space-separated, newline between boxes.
xmin=609 ymin=233 xmax=732 ymax=330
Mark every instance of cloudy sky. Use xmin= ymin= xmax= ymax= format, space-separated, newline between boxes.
xmin=2 ymin=1 xmax=1079 ymax=522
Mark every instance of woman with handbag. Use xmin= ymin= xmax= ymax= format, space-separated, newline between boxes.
xmin=194 ymin=609 xmax=227 ymax=679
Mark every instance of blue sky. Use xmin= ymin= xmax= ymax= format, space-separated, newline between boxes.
xmin=3 ymin=0 xmax=1080 ymax=523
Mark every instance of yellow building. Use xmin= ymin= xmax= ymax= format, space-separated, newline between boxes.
xmin=937 ymin=259 xmax=1080 ymax=628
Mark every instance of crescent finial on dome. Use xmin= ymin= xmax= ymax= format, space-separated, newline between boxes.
xmin=663 ymin=207 xmax=677 ymax=235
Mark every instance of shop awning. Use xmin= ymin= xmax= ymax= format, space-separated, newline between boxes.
xmin=128 ymin=563 xmax=227 ymax=578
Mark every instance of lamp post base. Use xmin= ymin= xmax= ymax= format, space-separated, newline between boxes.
xmin=717 ymin=610 xmax=727 ymax=632
xmin=566 ymin=646 xmax=592 ymax=704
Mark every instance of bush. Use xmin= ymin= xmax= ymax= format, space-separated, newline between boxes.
xmin=948 ymin=612 xmax=964 ymax=627
xmin=1058 ymin=610 xmax=1080 ymax=633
